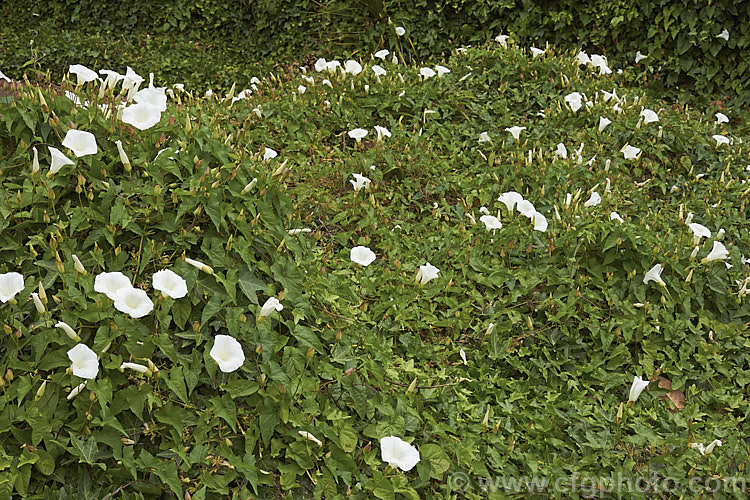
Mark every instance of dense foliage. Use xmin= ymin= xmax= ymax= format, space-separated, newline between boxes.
xmin=1 ymin=34 xmax=750 ymax=499
xmin=1 ymin=0 xmax=748 ymax=102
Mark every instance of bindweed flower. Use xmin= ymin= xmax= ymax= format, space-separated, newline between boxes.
xmin=348 ymin=128 xmax=368 ymax=142
xmin=435 ymin=65 xmax=450 ymax=77
xmin=350 ymin=173 xmax=371 ymax=191
xmin=374 ymin=49 xmax=390 ymax=60
xmin=210 ymin=334 xmax=245 ymax=372
xmin=610 ymin=212 xmax=624 ymax=223
xmin=350 ymin=246 xmax=376 ymax=266
xmin=133 ymin=86 xmax=167 ymax=112
xmin=298 ymin=430 xmax=323 ymax=446
xmin=478 ymin=131 xmax=491 ymax=143
xmin=598 ymin=116 xmax=612 ymax=132
xmin=372 ymin=65 xmax=386 ymax=80
xmin=122 ymin=102 xmax=162 ymax=130
xmin=68 ymin=64 xmax=98 ymax=85
xmin=380 ymin=436 xmax=420 ymax=471
xmin=62 ymin=129 xmax=98 ymax=157
xmin=416 ymin=263 xmax=440 ymax=284
xmin=532 ymin=212 xmax=548 ymax=232
xmin=67 ymin=344 xmax=99 ymax=379
xmin=643 ymin=264 xmax=665 ymax=286
xmin=687 ymin=223 xmax=711 ymax=245
xmin=505 ymin=126 xmax=526 ymax=141
xmin=419 ymin=67 xmax=436 ymax=79
xmin=0 ymin=272 xmax=24 ymax=302
xmin=374 ymin=125 xmax=391 ymax=141
xmin=121 ymin=66 xmax=144 ymax=100
xmin=529 ymin=47 xmax=545 ymax=57
xmin=479 ymin=215 xmax=502 ymax=230
xmin=640 ymin=108 xmax=659 ymax=124
xmin=565 ymin=92 xmax=582 ymax=112
xmin=152 ymin=269 xmax=188 ymax=299
xmin=702 ymin=241 xmax=729 ymax=263
xmin=55 ymin=321 xmax=81 ymax=342
xmin=628 ymin=375 xmax=649 ymax=403
xmin=47 ymin=146 xmax=75 ymax=177
xmin=621 ymin=144 xmax=641 ymax=160
xmin=185 ymin=257 xmax=214 ymax=274
xmin=259 ymin=297 xmax=284 ymax=319
xmin=314 ymin=58 xmax=327 ymax=72
xmin=715 ymin=112 xmax=729 ymax=124
xmin=395 ymin=26 xmax=405 ymax=36
xmin=94 ymin=271 xmax=133 ymax=300
xmin=495 ymin=34 xmax=509 ymax=47
xmin=712 ymin=134 xmax=730 ymax=146
xmin=717 ymin=29 xmax=729 ymax=41
xmin=263 ymin=148 xmax=279 ymax=161
xmin=516 ymin=199 xmax=536 ymax=218
xmin=692 ymin=439 xmax=722 ymax=455
xmin=589 ymin=54 xmax=612 ymax=75
xmin=635 ymin=51 xmax=647 ymax=63
xmin=113 ymin=287 xmax=154 ymax=318
xmin=344 ymin=60 xmax=362 ymax=75
xmin=67 ymin=382 xmax=87 ymax=400
xmin=498 ymin=191 xmax=523 ymax=211
xmin=99 ymin=69 xmax=124 ymax=93
xmin=584 ymin=192 xmax=601 ymax=207
xmin=555 ymin=143 xmax=568 ymax=159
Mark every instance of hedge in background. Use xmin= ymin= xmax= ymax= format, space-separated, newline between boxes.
xmin=1 ymin=0 xmax=748 ymax=103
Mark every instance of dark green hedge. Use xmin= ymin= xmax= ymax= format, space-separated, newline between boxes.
xmin=2 ymin=0 xmax=748 ymax=102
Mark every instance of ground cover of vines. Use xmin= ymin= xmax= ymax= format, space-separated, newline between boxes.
xmin=1 ymin=35 xmax=750 ymax=499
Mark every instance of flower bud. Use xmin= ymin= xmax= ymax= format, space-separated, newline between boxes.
xmin=72 ymin=254 xmax=86 ymax=275
xmin=115 ymin=140 xmax=132 ymax=172
xmin=35 ymin=380 xmax=47 ymax=401
xmin=38 ymin=281 xmax=47 ymax=305
xmin=31 ymin=146 xmax=39 ymax=175
xmin=67 ymin=382 xmax=86 ymax=400
xmin=31 ymin=292 xmax=46 ymax=315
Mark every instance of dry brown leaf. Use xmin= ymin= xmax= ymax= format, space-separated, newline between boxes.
xmin=655 ymin=376 xmax=684 ymax=411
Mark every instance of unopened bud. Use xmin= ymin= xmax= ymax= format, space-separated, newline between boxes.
xmin=38 ymin=281 xmax=47 ymax=304
xmin=5 ymin=369 xmax=13 ymax=381
xmin=184 ymin=257 xmax=213 ymax=274
xmin=31 ymin=292 xmax=46 ymax=315
xmin=55 ymin=252 xmax=65 ymax=274
xmin=35 ymin=380 xmax=47 ymax=401
xmin=192 ymin=321 xmax=200 ymax=332
xmin=72 ymin=254 xmax=86 ymax=275
xmin=241 ymin=178 xmax=258 ymax=194
xmin=306 ymin=347 xmax=315 ymax=358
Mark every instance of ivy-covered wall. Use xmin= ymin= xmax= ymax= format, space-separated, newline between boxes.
xmin=3 ymin=0 xmax=748 ymax=101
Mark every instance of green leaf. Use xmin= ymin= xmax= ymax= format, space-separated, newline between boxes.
xmin=420 ymin=444 xmax=450 ymax=479
xmin=69 ymin=434 xmax=99 ymax=466
xmin=211 ymin=393 xmax=237 ymax=432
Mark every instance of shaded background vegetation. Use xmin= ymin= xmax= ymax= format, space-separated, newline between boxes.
xmin=1 ymin=0 xmax=748 ymax=104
